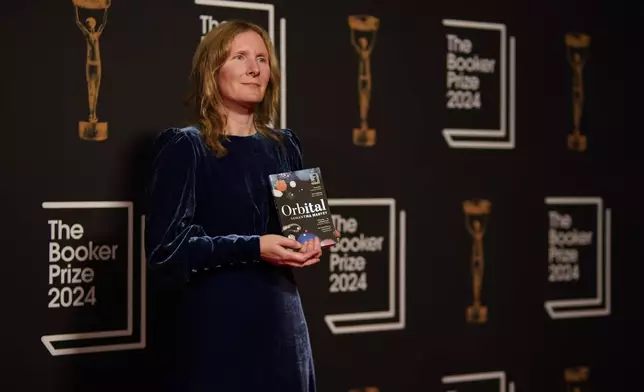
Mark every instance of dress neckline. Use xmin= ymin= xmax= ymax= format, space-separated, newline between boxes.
xmin=224 ymin=131 xmax=261 ymax=140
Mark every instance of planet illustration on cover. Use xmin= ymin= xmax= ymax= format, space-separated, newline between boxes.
xmin=297 ymin=231 xmax=317 ymax=244
xmin=276 ymin=179 xmax=287 ymax=191
xmin=282 ymin=223 xmax=302 ymax=240
xmin=272 ymin=179 xmax=289 ymax=197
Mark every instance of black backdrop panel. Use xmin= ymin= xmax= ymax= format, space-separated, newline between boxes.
xmin=1 ymin=0 xmax=642 ymax=391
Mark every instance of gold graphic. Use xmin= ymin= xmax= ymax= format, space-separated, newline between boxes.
xmin=348 ymin=15 xmax=379 ymax=147
xmin=565 ymin=366 xmax=589 ymax=392
xmin=73 ymin=0 xmax=110 ymax=141
xmin=463 ymin=199 xmax=491 ymax=324
xmin=349 ymin=388 xmax=380 ymax=392
xmin=565 ymin=32 xmax=590 ymax=152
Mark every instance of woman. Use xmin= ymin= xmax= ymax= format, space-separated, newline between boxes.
xmin=144 ymin=20 xmax=321 ymax=391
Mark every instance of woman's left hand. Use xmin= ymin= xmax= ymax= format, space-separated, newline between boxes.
xmin=298 ymin=237 xmax=322 ymax=266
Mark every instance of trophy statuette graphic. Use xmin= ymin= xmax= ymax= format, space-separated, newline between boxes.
xmin=565 ymin=32 xmax=590 ymax=152
xmin=565 ymin=366 xmax=589 ymax=392
xmin=348 ymin=15 xmax=379 ymax=147
xmin=463 ymin=199 xmax=491 ymax=323
xmin=73 ymin=0 xmax=110 ymax=141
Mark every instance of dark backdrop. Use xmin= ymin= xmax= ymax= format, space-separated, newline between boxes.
xmin=1 ymin=0 xmax=642 ymax=391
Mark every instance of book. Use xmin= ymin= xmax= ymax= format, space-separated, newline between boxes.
xmin=268 ymin=167 xmax=340 ymax=248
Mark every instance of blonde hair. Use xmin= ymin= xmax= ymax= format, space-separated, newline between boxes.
xmin=186 ymin=20 xmax=282 ymax=157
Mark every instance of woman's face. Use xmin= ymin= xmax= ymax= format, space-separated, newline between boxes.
xmin=217 ymin=30 xmax=271 ymax=108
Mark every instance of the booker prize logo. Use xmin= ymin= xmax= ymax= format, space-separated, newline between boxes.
xmin=323 ymin=198 xmax=406 ymax=334
xmin=195 ymin=0 xmax=288 ymax=129
xmin=348 ymin=15 xmax=379 ymax=147
xmin=442 ymin=371 xmax=515 ymax=392
xmin=565 ymin=32 xmax=591 ymax=152
xmin=41 ymin=201 xmax=146 ymax=356
xmin=72 ymin=0 xmax=110 ymax=142
xmin=442 ymin=19 xmax=516 ymax=149
xmin=545 ymin=197 xmax=611 ymax=319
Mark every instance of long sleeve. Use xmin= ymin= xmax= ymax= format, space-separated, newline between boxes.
xmin=144 ymin=128 xmax=260 ymax=285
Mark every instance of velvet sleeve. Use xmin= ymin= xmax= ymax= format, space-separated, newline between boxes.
xmin=144 ymin=128 xmax=260 ymax=284
xmin=282 ymin=129 xmax=304 ymax=171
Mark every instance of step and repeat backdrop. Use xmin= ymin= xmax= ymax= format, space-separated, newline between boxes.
xmin=2 ymin=0 xmax=641 ymax=391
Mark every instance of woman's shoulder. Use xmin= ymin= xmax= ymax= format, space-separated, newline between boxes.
xmin=267 ymin=127 xmax=295 ymax=136
xmin=152 ymin=125 xmax=208 ymax=159
xmin=267 ymin=128 xmax=302 ymax=150
xmin=269 ymin=127 xmax=299 ymax=139
xmin=266 ymin=128 xmax=303 ymax=169
xmin=154 ymin=125 xmax=204 ymax=146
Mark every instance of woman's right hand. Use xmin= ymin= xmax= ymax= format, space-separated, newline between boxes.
xmin=259 ymin=234 xmax=321 ymax=267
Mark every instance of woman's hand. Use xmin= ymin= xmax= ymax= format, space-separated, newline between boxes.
xmin=296 ymin=236 xmax=322 ymax=266
xmin=259 ymin=234 xmax=322 ymax=267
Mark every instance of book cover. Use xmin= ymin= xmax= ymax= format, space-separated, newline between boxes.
xmin=268 ymin=167 xmax=340 ymax=248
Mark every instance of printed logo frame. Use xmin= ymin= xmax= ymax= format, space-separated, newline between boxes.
xmin=324 ymin=198 xmax=406 ymax=334
xmin=544 ymin=197 xmax=612 ymax=319
xmin=442 ymin=19 xmax=516 ymax=150
xmin=41 ymin=201 xmax=146 ymax=356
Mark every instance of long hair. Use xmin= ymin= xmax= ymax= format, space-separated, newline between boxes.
xmin=186 ymin=20 xmax=282 ymax=157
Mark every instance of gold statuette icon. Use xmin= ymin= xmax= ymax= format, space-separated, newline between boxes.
xmin=73 ymin=0 xmax=110 ymax=141
xmin=565 ymin=366 xmax=589 ymax=392
xmin=463 ymin=199 xmax=491 ymax=324
xmin=348 ymin=15 xmax=379 ymax=147
xmin=565 ymin=32 xmax=590 ymax=152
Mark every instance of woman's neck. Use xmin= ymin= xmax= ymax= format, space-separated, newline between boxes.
xmin=220 ymin=103 xmax=256 ymax=136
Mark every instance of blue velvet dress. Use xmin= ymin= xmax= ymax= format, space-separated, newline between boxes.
xmin=144 ymin=126 xmax=316 ymax=392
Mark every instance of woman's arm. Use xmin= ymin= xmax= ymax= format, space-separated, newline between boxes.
xmin=144 ymin=128 xmax=260 ymax=284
